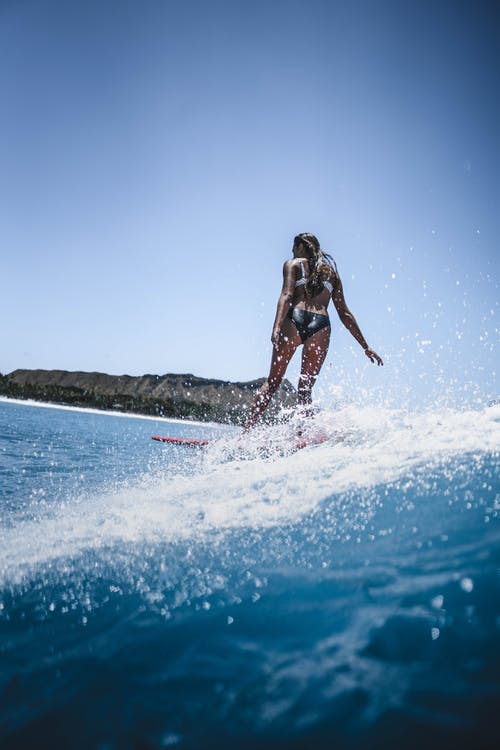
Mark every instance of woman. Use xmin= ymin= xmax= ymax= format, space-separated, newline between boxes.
xmin=244 ymin=233 xmax=383 ymax=429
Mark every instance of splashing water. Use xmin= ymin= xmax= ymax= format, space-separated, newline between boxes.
xmin=0 ymin=399 xmax=499 ymax=749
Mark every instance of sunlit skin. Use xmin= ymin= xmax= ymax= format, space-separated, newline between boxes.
xmin=244 ymin=237 xmax=383 ymax=430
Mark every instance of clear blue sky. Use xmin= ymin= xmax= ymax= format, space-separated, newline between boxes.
xmin=1 ymin=0 xmax=498 ymax=407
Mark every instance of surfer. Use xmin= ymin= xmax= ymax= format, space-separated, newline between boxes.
xmin=244 ymin=233 xmax=383 ymax=430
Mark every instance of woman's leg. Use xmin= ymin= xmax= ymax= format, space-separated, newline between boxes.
xmin=244 ymin=319 xmax=301 ymax=430
xmin=298 ymin=327 xmax=330 ymax=410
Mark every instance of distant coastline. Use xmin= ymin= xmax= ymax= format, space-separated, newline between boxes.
xmin=0 ymin=369 xmax=295 ymax=425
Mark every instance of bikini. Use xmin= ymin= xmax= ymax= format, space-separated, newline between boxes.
xmin=288 ymin=261 xmax=334 ymax=343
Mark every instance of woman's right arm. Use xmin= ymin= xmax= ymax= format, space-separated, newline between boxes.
xmin=271 ymin=260 xmax=295 ymax=347
xmin=332 ymin=275 xmax=383 ymax=366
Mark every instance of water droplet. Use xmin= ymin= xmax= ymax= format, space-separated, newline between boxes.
xmin=460 ymin=577 xmax=474 ymax=593
xmin=161 ymin=733 xmax=183 ymax=747
xmin=431 ymin=595 xmax=444 ymax=609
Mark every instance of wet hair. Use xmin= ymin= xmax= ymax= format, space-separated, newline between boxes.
xmin=293 ymin=233 xmax=337 ymax=297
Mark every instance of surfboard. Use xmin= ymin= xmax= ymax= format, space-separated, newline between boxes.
xmin=152 ymin=435 xmax=210 ymax=447
xmin=294 ymin=432 xmax=329 ymax=450
xmin=152 ymin=432 xmax=328 ymax=450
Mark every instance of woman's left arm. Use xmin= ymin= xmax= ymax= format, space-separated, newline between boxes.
xmin=332 ymin=275 xmax=384 ymax=366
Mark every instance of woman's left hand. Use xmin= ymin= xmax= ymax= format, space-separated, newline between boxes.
xmin=365 ymin=347 xmax=384 ymax=366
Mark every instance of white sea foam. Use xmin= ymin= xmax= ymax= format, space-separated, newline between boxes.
xmin=1 ymin=403 xmax=498 ymax=585
xmin=0 ymin=395 xmax=217 ymax=427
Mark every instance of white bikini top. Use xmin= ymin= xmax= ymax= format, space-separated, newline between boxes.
xmin=295 ymin=261 xmax=335 ymax=294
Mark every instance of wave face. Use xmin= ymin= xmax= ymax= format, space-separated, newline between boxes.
xmin=0 ymin=399 xmax=499 ymax=749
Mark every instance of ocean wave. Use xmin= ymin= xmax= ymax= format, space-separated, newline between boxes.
xmin=1 ymin=403 xmax=498 ymax=587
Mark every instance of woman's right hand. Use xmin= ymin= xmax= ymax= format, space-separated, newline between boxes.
xmin=271 ymin=328 xmax=280 ymax=347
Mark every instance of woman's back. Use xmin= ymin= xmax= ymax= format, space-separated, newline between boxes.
xmin=290 ymin=257 xmax=335 ymax=314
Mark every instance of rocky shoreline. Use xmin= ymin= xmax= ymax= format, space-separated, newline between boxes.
xmin=0 ymin=369 xmax=296 ymax=425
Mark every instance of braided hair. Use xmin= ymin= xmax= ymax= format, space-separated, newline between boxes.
xmin=294 ymin=233 xmax=337 ymax=298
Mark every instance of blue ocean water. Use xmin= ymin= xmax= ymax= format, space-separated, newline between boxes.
xmin=0 ymin=397 xmax=499 ymax=749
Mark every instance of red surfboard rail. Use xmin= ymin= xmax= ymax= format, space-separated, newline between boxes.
xmin=152 ymin=432 xmax=329 ymax=450
xmin=152 ymin=435 xmax=211 ymax=447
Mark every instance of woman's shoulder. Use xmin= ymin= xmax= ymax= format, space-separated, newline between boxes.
xmin=283 ymin=258 xmax=306 ymax=273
